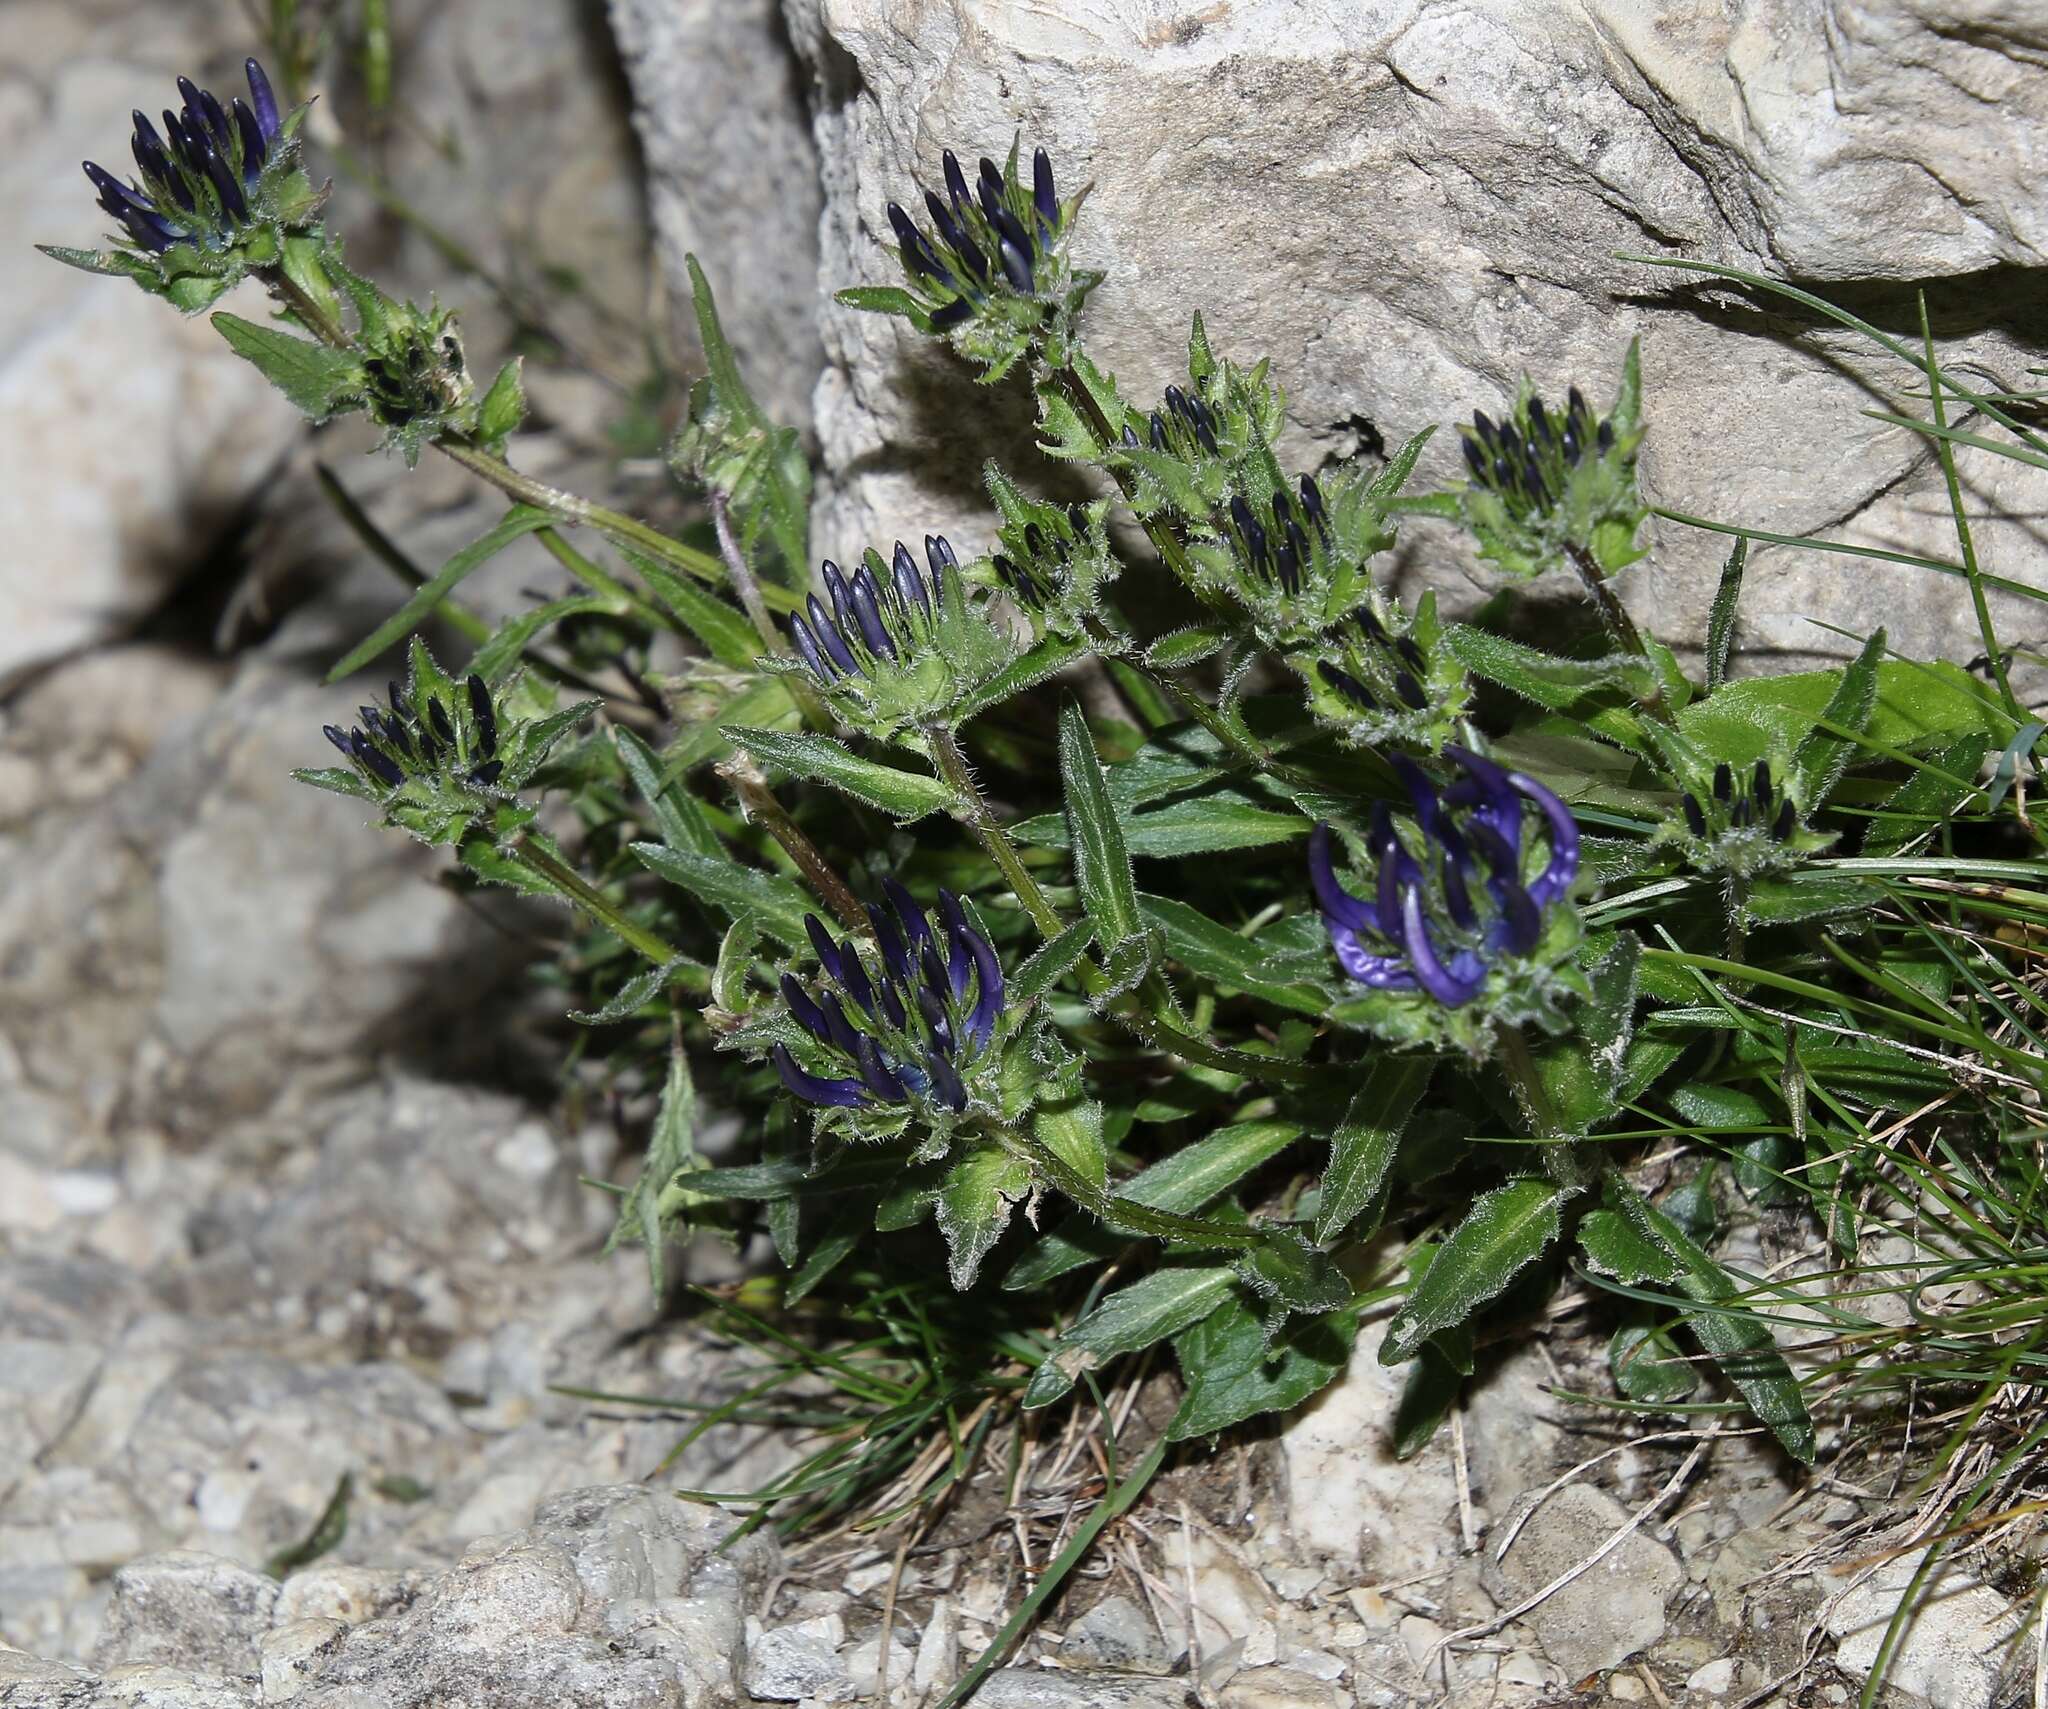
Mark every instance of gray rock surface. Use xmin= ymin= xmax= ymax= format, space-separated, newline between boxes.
xmin=787 ymin=0 xmax=2048 ymax=674
xmin=967 ymin=1670 xmax=1191 ymax=1708
xmin=1480 ymin=1482 xmax=1684 ymax=1679
xmin=1058 ymin=1595 xmax=1169 ymax=1674
xmin=610 ymin=0 xmax=824 ymax=431
xmin=1819 ymin=1547 xmax=2026 ymax=1709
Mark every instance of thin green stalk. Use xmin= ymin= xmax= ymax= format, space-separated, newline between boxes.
xmin=717 ymin=756 xmax=868 ymax=932
xmin=1918 ymin=293 xmax=2026 ymax=731
xmin=925 ymin=723 xmax=1067 ymax=939
xmin=935 ymin=1434 xmax=1169 ymax=1709
xmin=507 ymin=834 xmax=689 ymax=974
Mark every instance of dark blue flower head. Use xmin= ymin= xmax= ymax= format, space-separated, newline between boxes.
xmin=1671 ymin=756 xmax=1817 ymax=877
xmin=781 ymin=537 xmax=1018 ymax=737
xmin=82 ymin=60 xmax=288 ymax=255
xmin=846 ymin=141 xmax=1098 ymax=381
xmin=1454 ymin=343 xmax=1649 ymax=584
xmin=770 ymin=883 xmax=1006 ymax=1116
xmin=1310 ymin=748 xmax=1579 ymax=1010
xmin=322 ymin=670 xmax=505 ymax=793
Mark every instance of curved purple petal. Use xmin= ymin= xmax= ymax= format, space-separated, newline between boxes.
xmin=244 ymin=60 xmax=280 ymax=141
xmin=853 ymin=1036 xmax=908 ymax=1102
xmin=770 ymin=1043 xmax=867 ymax=1108
xmin=779 ymin=974 xmax=833 ymax=1043
xmin=834 ymin=945 xmax=876 ymax=1017
xmin=816 ymin=991 xmax=867 ymax=1060
xmin=1445 ymin=745 xmax=1524 ymax=857
xmin=960 ymin=925 xmax=1004 ymax=1047
xmin=1398 ymin=885 xmax=1485 ymax=1008
xmin=1509 ymin=771 xmax=1580 ymax=906
xmin=804 ymin=913 xmax=845 ymax=982
xmin=924 ymin=1046 xmax=969 ymax=1112
xmin=788 ymin=612 xmax=832 ymax=682
xmin=936 ymin=889 xmax=973 ymax=996
xmin=884 ymin=878 xmax=933 ymax=954
xmin=867 ymin=902 xmax=910 ymax=983
xmin=806 ymin=596 xmax=859 ymax=674
xmin=822 ymin=559 xmax=855 ymax=633
xmin=848 ymin=568 xmax=896 ymax=658
xmin=1330 ymin=921 xmax=1417 ymax=991
xmin=892 ymin=542 xmax=932 ymax=622
xmin=1487 ymin=876 xmax=1543 ymax=957
xmin=1308 ymin=824 xmax=1380 ymax=935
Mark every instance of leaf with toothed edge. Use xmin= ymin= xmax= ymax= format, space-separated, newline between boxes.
xmin=934 ymin=1147 xmax=1030 ymax=1289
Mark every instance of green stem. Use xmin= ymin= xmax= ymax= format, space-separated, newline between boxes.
xmin=258 ymin=264 xmax=352 ymax=350
xmin=925 ymin=723 xmax=1067 ymax=939
xmin=435 ymin=440 xmax=797 ymax=611
xmin=709 ymin=489 xmax=786 ymax=654
xmin=1109 ymin=1005 xmax=1315 ymax=1086
xmin=1919 ymin=293 xmax=2027 ymax=732
xmin=1000 ymin=1123 xmax=1262 ymax=1250
xmin=508 ymin=835 xmax=691 ymax=975
xmin=716 ymin=756 xmax=868 ymax=932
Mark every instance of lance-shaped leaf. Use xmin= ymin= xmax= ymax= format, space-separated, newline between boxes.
xmin=1058 ymin=697 xmax=1143 ymax=949
xmin=1606 ymin=1181 xmax=1814 ymax=1462
xmin=615 ymin=728 xmax=721 ymax=859
xmin=1023 ymin=1264 xmax=1240 ymax=1408
xmin=1525 ymin=933 xmax=1642 ymax=1137
xmin=1792 ymin=628 xmax=1884 ymax=806
xmin=730 ymin=727 xmax=953 ymax=822
xmin=1381 ymin=1178 xmax=1567 ymax=1364
xmin=1704 ymin=538 xmax=1747 ymax=695
xmin=631 ymin=842 xmax=814 ymax=950
xmin=1315 ymin=1056 xmax=1436 ymax=1242
xmin=1168 ymin=1294 xmax=1358 ymax=1440
xmin=214 ymin=311 xmax=364 ymax=420
xmin=935 ymin=1147 xmax=1031 ymax=1290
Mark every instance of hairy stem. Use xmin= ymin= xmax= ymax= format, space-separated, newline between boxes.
xmin=716 ymin=756 xmax=868 ymax=932
xmin=709 ymin=489 xmax=785 ymax=653
xmin=926 ymin=723 xmax=1068 ymax=939
xmin=1496 ymin=1024 xmax=1591 ymax=1189
xmin=508 ymin=835 xmax=691 ymax=975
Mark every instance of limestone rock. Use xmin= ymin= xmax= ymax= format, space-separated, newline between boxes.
xmin=742 ymin=1612 xmax=849 ymax=1702
xmin=788 ymin=0 xmax=2048 ymax=673
xmin=1480 ymin=1483 xmax=1684 ymax=1679
xmin=1058 ymin=1595 xmax=1169 ymax=1674
xmin=91 ymin=1552 xmax=279 ymax=1679
xmin=967 ymin=1670 xmax=1191 ymax=1707
xmin=1819 ymin=1549 xmax=2024 ymax=1709
xmin=609 ymin=0 xmax=823 ymax=430
xmin=1278 ymin=1318 xmax=1459 ymax=1574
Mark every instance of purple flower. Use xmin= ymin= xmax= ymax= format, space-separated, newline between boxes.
xmin=1310 ymin=748 xmax=1579 ymax=1009
xmin=1459 ymin=383 xmax=1620 ymax=519
xmin=786 ymin=538 xmax=959 ymax=687
xmin=773 ymin=883 xmax=1006 ymax=1113
xmin=321 ymin=672 xmax=503 ymax=793
xmin=82 ymin=59 xmax=284 ymax=254
xmin=884 ymin=145 xmax=1065 ymax=329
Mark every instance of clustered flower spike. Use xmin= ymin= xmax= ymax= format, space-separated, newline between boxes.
xmin=1309 ymin=748 xmax=1580 ymax=1009
xmin=1669 ymin=757 xmax=1820 ymax=879
xmin=1452 ymin=344 xmax=1648 ymax=584
xmin=771 ymin=882 xmax=1006 ymax=1115
xmin=83 ymin=59 xmax=285 ymax=254
xmin=323 ymin=671 xmax=504 ymax=792
xmin=1460 ymin=387 xmax=1610 ymax=524
xmin=787 ymin=536 xmax=962 ymax=686
xmin=888 ymin=146 xmax=1065 ymax=328
xmin=1122 ymin=383 xmax=1227 ymax=462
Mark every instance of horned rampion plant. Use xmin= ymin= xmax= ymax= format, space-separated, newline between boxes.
xmin=47 ymin=61 xmax=2046 ymax=1514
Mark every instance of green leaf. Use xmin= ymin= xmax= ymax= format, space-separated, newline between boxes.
xmin=329 ymin=506 xmax=554 ymax=681
xmin=604 ymin=1042 xmax=698 ymax=1296
xmin=1740 ymin=874 xmax=1870 ymax=925
xmin=1032 ymin=1096 xmax=1107 ymax=1195
xmin=952 ymin=633 xmax=1094 ymax=725
xmin=1168 ymin=1295 xmax=1357 ymax=1440
xmin=630 ymin=841 xmax=815 ymax=950
xmin=1315 ymin=1056 xmax=1435 ymax=1242
xmin=1235 ymin=1228 xmax=1351 ymax=1313
xmin=835 ymin=284 xmax=931 ymax=322
xmin=1011 ymin=919 xmax=1095 ymax=1002
xmin=1392 ymin=1342 xmax=1466 ymax=1459
xmin=1013 ymin=792 xmax=1306 ymax=858
xmin=476 ymin=356 xmax=526 ymax=450
xmin=1792 ymin=628 xmax=1885 ymax=805
xmin=935 ymin=1147 xmax=1030 ymax=1289
xmin=1443 ymin=625 xmax=1637 ymax=714
xmin=1865 ymin=737 xmax=1992 ymax=854
xmin=469 ymin=595 xmax=610 ymax=683
xmin=1137 ymin=894 xmax=1327 ymax=1015
xmin=1146 ymin=625 xmax=1233 ymax=668
xmin=1024 ymin=1265 xmax=1240 ymax=1409
xmin=568 ymin=958 xmax=695 ymax=1025
xmin=291 ymin=765 xmax=378 ymax=802
xmin=1527 ymin=934 xmax=1641 ymax=1136
xmin=213 ymin=311 xmax=363 ymax=420
xmin=37 ymin=242 xmax=140 ymax=277
xmin=1003 ymin=1118 xmax=1302 ymax=1291
xmin=1610 ymin=1182 xmax=1814 ymax=1462
xmin=1678 ymin=655 xmax=2000 ymax=770
xmin=1576 ymin=1208 xmax=1674 ymax=1283
xmin=785 ymin=1200 xmax=868 ymax=1304
xmin=1705 ymin=539 xmax=1746 ymax=695
xmin=1058 ymin=698 xmax=1143 ymax=947
xmin=1381 ymin=1179 xmax=1566 ymax=1364
xmin=730 ymin=727 xmax=952 ymax=821
xmin=615 ymin=729 xmax=721 ymax=858
xmin=619 ymin=546 xmax=762 ymax=667
xmin=1609 ymin=1322 xmax=1698 ymax=1404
